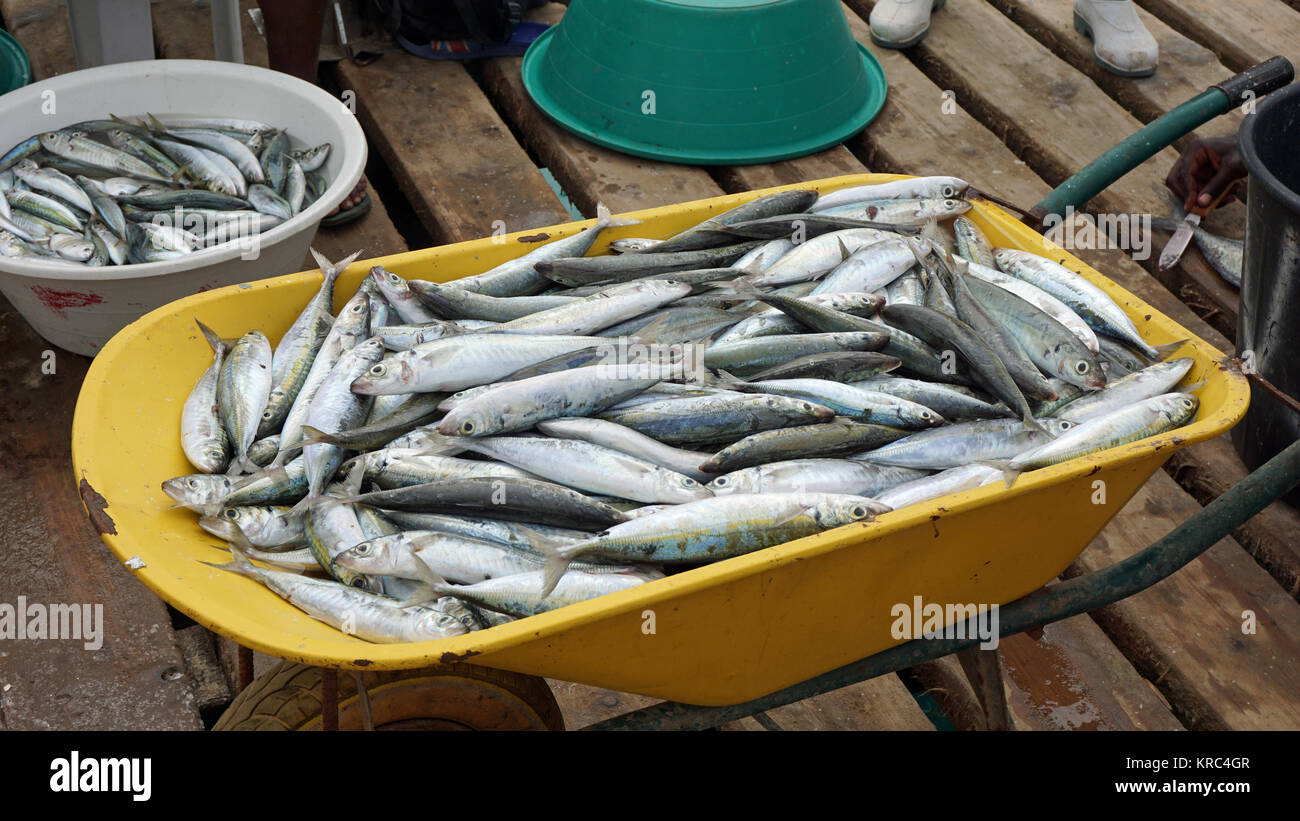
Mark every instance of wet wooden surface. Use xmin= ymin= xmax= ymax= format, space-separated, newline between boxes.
xmin=2 ymin=0 xmax=1298 ymax=731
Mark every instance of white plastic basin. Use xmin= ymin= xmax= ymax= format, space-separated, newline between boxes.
xmin=0 ymin=59 xmax=367 ymax=355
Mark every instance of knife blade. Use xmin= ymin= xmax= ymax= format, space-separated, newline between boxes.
xmin=1158 ymin=212 xmax=1199 ymax=270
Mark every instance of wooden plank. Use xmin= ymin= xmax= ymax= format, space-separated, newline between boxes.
xmin=0 ymin=301 xmax=202 ymax=730
xmin=336 ymin=53 xmax=569 ymax=244
xmin=479 ymin=3 xmax=725 ymax=216
xmin=914 ymin=615 xmax=1185 ymax=730
xmin=986 ymin=0 xmax=1242 ymax=145
xmin=1167 ymin=436 xmax=1300 ymax=599
xmin=545 ymin=679 xmax=665 ymax=730
xmin=150 ymin=0 xmax=269 ymax=66
xmin=758 ymin=675 xmax=936 ymax=730
xmin=1 ymin=0 xmax=78 ymax=80
xmin=548 ymin=675 xmax=934 ymax=730
xmin=1135 ymin=0 xmax=1300 ymax=74
xmin=712 ymin=145 xmax=871 ymax=193
xmin=910 ymin=658 xmax=995 ymax=730
xmin=998 ymin=616 xmax=1184 ymax=730
xmin=848 ymin=0 xmax=1179 ymax=219
xmin=1068 ymin=470 xmax=1300 ymax=730
xmin=845 ymin=11 xmax=1055 ymax=208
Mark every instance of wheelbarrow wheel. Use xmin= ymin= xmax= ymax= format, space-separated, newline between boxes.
xmin=212 ymin=660 xmax=565 ymax=731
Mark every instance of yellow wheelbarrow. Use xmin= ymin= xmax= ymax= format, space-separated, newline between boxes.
xmin=70 ymin=60 xmax=1300 ymax=730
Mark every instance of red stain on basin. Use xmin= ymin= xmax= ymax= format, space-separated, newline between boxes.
xmin=30 ymin=285 xmax=105 ymax=319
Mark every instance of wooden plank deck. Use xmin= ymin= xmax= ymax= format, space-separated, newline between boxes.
xmin=2 ymin=0 xmax=1298 ymax=731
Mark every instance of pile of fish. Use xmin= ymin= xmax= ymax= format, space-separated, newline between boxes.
xmin=164 ymin=177 xmax=1201 ymax=643
xmin=0 ymin=115 xmax=332 ymax=266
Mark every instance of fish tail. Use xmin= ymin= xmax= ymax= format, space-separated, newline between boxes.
xmin=596 ymin=200 xmax=641 ymax=229
xmin=1151 ymin=339 xmax=1189 ymax=360
xmin=526 ymin=532 xmax=583 ymax=599
xmin=195 ymin=318 xmax=228 ymax=354
xmin=286 ymin=492 xmax=319 ymax=519
xmin=310 ymin=247 xmax=362 ymax=286
xmin=703 ymin=369 xmax=751 ymax=392
xmin=201 ymin=541 xmax=256 ymax=575
xmin=295 ymin=425 xmax=334 ymax=449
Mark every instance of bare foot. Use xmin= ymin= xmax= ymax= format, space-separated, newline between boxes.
xmin=327 ymin=177 xmax=369 ymax=217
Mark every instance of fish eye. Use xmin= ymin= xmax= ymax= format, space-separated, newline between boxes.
xmin=223 ymin=509 xmax=239 ymax=519
xmin=1060 ymin=421 xmax=1073 ymax=429
xmin=188 ymin=479 xmax=200 ymax=489
xmin=388 ymin=274 xmax=402 ymax=285
xmin=801 ymin=402 xmax=813 ymax=411
xmin=460 ymin=421 xmax=475 ymax=434
xmin=851 ymin=506 xmax=867 ymax=518
xmin=1183 ymin=398 xmax=1194 ymax=407
xmin=944 ymin=186 xmax=957 ymax=197
xmin=682 ymin=478 xmax=696 ymax=486
xmin=1075 ymin=361 xmax=1090 ymax=374
xmin=369 ymin=364 xmax=386 ymax=376
xmin=354 ymin=544 xmax=371 ymax=555
xmin=351 ymin=578 xmax=368 ymax=589
xmin=714 ymin=477 xmax=728 ymax=486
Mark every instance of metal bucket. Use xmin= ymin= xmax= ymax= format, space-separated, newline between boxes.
xmin=1235 ymin=83 xmax=1300 ymax=502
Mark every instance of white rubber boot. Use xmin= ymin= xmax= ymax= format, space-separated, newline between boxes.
xmin=869 ymin=0 xmax=947 ymax=49
xmin=1073 ymin=0 xmax=1159 ymax=77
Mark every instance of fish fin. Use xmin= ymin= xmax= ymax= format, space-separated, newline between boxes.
xmin=396 ymin=585 xmax=441 ymax=608
xmin=725 ymin=279 xmax=766 ymax=302
xmin=627 ymin=312 xmax=677 ymax=345
xmin=704 ymin=278 xmax=741 ymax=292
xmin=1021 ymin=415 xmax=1049 ymax=436
xmin=408 ymin=554 xmax=452 ymax=596
xmin=342 ymin=456 xmax=367 ymax=497
xmin=1152 ymin=339 xmax=1189 ymax=360
xmin=903 ymin=236 xmax=931 ymax=267
xmin=1180 ymin=378 xmax=1207 ymax=393
xmin=976 ymin=459 xmax=1021 ymax=489
xmin=837 ymin=238 xmax=853 ymax=262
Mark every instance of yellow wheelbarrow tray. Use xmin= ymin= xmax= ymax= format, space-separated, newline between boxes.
xmin=71 ymin=174 xmax=1249 ymax=707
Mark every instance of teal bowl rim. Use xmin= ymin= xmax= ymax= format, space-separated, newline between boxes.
xmin=521 ymin=27 xmax=888 ymax=166
xmin=0 ymin=29 xmax=32 ymax=95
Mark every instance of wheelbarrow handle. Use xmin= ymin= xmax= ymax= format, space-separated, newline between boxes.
xmin=1030 ymin=55 xmax=1295 ymax=223
xmin=589 ymin=434 xmax=1300 ymax=731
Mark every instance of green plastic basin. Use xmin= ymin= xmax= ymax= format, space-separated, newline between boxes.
xmin=521 ymin=0 xmax=887 ymax=164
xmin=0 ymin=29 xmax=31 ymax=96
